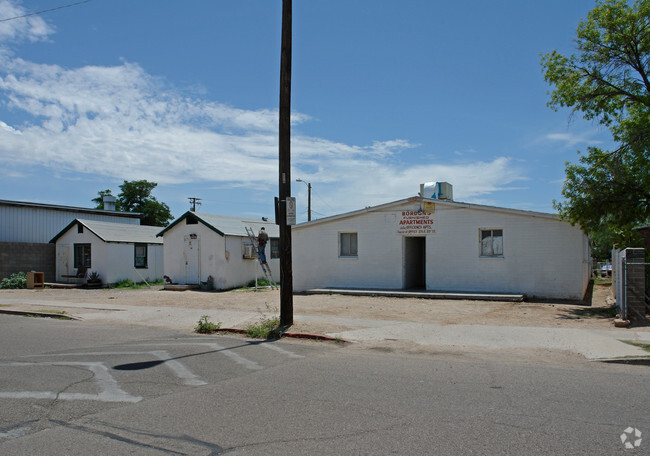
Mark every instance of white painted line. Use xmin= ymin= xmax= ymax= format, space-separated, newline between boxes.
xmin=198 ymin=343 xmax=263 ymax=371
xmin=136 ymin=342 xmax=264 ymax=371
xmin=27 ymin=351 xmax=207 ymax=386
xmin=151 ymin=351 xmax=207 ymax=386
xmin=259 ymin=342 xmax=304 ymax=359
xmin=0 ymin=362 xmax=142 ymax=403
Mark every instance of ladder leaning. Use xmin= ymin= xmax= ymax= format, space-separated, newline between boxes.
xmin=245 ymin=227 xmax=278 ymax=290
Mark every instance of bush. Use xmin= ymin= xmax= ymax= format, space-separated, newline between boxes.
xmin=0 ymin=272 xmax=27 ymax=289
xmin=245 ymin=315 xmax=282 ymax=339
xmin=194 ymin=315 xmax=222 ymax=334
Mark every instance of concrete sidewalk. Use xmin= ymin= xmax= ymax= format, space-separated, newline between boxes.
xmin=1 ymin=296 xmax=649 ymax=361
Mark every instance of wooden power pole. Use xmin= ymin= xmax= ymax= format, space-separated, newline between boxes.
xmin=278 ymin=0 xmax=293 ymax=326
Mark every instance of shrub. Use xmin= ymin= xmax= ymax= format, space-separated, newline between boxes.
xmin=194 ymin=315 xmax=222 ymax=334
xmin=245 ymin=315 xmax=282 ymax=339
xmin=0 ymin=272 xmax=27 ymax=289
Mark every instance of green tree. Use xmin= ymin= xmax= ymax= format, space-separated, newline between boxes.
xmin=92 ymin=189 xmax=122 ymax=211
xmin=541 ymin=0 xmax=650 ymax=247
xmin=92 ymin=180 xmax=173 ymax=227
xmin=118 ymin=180 xmax=172 ymax=226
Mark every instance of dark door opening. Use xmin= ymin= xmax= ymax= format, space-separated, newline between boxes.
xmin=403 ymin=237 xmax=425 ymax=290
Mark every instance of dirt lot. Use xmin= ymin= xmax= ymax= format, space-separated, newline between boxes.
xmin=0 ymin=282 xmax=627 ymax=334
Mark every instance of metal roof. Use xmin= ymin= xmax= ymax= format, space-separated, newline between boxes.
xmin=157 ymin=212 xmax=278 ymax=238
xmin=50 ymin=219 xmax=164 ymax=244
xmin=0 ymin=199 xmax=141 ymax=218
xmin=292 ymin=196 xmax=561 ymax=229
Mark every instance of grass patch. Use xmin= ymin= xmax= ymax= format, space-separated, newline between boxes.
xmin=194 ymin=315 xmax=222 ymax=334
xmin=24 ymin=312 xmax=73 ymax=320
xmin=41 ymin=309 xmax=67 ymax=315
xmin=621 ymin=341 xmax=650 ymax=352
xmin=246 ymin=315 xmax=283 ymax=339
xmin=107 ymin=279 xmax=164 ymax=290
xmin=244 ymin=305 xmax=286 ymax=339
xmin=239 ymin=278 xmax=277 ymax=290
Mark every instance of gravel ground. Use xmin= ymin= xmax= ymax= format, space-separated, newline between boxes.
xmin=0 ymin=282 xmax=626 ymax=335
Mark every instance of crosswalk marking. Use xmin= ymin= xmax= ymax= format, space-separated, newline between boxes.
xmin=0 ymin=339 xmax=306 ymax=403
xmin=0 ymin=362 xmax=141 ymax=403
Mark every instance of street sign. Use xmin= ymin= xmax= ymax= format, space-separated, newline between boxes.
xmin=286 ymin=196 xmax=296 ymax=225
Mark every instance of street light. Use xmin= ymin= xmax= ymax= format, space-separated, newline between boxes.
xmin=296 ymin=179 xmax=311 ymax=221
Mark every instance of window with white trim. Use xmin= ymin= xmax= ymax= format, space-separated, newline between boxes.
xmin=480 ymin=229 xmax=503 ymax=257
xmin=339 ymin=232 xmax=358 ymax=257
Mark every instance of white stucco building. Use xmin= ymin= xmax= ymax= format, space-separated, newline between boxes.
xmin=50 ymin=219 xmax=164 ymax=285
xmin=292 ymin=193 xmax=590 ymax=301
xmin=157 ymin=212 xmax=280 ymax=290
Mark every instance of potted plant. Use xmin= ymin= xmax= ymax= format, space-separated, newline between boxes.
xmin=86 ymin=271 xmax=102 ymax=288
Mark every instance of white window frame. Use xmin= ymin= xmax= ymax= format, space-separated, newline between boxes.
xmin=339 ymin=232 xmax=358 ymax=258
xmin=479 ymin=228 xmax=504 ymax=258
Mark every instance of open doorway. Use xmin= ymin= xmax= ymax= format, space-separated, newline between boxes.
xmin=403 ymin=237 xmax=425 ymax=290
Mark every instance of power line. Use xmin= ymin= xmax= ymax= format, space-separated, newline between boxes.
xmin=0 ymin=0 xmax=92 ymax=23
xmin=188 ymin=197 xmax=202 ymax=211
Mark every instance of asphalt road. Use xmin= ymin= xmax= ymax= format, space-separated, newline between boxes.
xmin=0 ymin=315 xmax=648 ymax=455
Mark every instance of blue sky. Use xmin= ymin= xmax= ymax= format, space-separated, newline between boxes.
xmin=0 ymin=0 xmax=614 ymax=223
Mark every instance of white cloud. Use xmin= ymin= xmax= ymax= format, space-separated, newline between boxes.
xmin=0 ymin=0 xmax=53 ymax=44
xmin=0 ymin=27 xmax=527 ymax=213
xmin=544 ymin=131 xmax=603 ymax=148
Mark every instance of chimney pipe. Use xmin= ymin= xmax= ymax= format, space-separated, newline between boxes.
xmin=103 ymin=195 xmax=117 ymax=211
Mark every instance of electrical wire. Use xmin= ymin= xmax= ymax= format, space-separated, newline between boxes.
xmin=0 ymin=0 xmax=92 ymax=23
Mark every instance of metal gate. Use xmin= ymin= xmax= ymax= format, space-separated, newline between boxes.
xmin=615 ymin=248 xmax=648 ymax=321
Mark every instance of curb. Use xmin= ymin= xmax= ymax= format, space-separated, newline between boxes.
xmin=213 ymin=327 xmax=346 ymax=343
xmin=0 ymin=309 xmax=82 ymax=321
xmin=594 ymin=357 xmax=650 ymax=366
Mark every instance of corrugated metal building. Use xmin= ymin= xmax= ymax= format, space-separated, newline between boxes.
xmin=0 ymin=199 xmax=141 ymax=282
xmin=0 ymin=200 xmax=140 ymax=243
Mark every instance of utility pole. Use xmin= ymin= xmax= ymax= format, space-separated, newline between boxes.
xmin=278 ymin=0 xmax=293 ymax=326
xmin=296 ymin=179 xmax=311 ymax=221
xmin=188 ymin=197 xmax=202 ymax=211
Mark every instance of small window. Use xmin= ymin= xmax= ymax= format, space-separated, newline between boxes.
xmin=339 ymin=232 xmax=358 ymax=257
xmin=77 ymin=223 xmax=83 ymax=234
xmin=270 ymin=238 xmax=280 ymax=259
xmin=186 ymin=216 xmax=198 ymax=225
xmin=74 ymin=244 xmax=91 ymax=268
xmin=480 ymin=229 xmax=503 ymax=257
xmin=134 ymin=244 xmax=148 ymax=268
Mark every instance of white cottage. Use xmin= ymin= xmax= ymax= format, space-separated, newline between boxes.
xmin=292 ymin=193 xmax=591 ymax=301
xmin=50 ymin=219 xmax=164 ymax=285
xmin=157 ymin=212 xmax=280 ymax=290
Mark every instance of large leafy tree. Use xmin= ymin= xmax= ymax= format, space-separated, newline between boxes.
xmin=541 ymin=0 xmax=650 ymax=253
xmin=92 ymin=180 xmax=173 ymax=227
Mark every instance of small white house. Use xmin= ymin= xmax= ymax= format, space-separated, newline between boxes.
xmin=292 ymin=191 xmax=591 ymax=301
xmin=50 ymin=219 xmax=164 ymax=285
xmin=157 ymin=212 xmax=280 ymax=290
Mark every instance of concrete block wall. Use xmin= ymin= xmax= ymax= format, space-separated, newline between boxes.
xmin=624 ymin=248 xmax=646 ymax=320
xmin=0 ymin=242 xmax=56 ymax=282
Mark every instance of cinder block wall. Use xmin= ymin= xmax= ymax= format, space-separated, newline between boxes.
xmin=0 ymin=242 xmax=56 ymax=282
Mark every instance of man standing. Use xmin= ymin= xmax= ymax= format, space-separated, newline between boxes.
xmin=257 ymin=227 xmax=269 ymax=264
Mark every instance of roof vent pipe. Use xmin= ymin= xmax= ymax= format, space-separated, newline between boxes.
xmin=103 ymin=195 xmax=117 ymax=211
